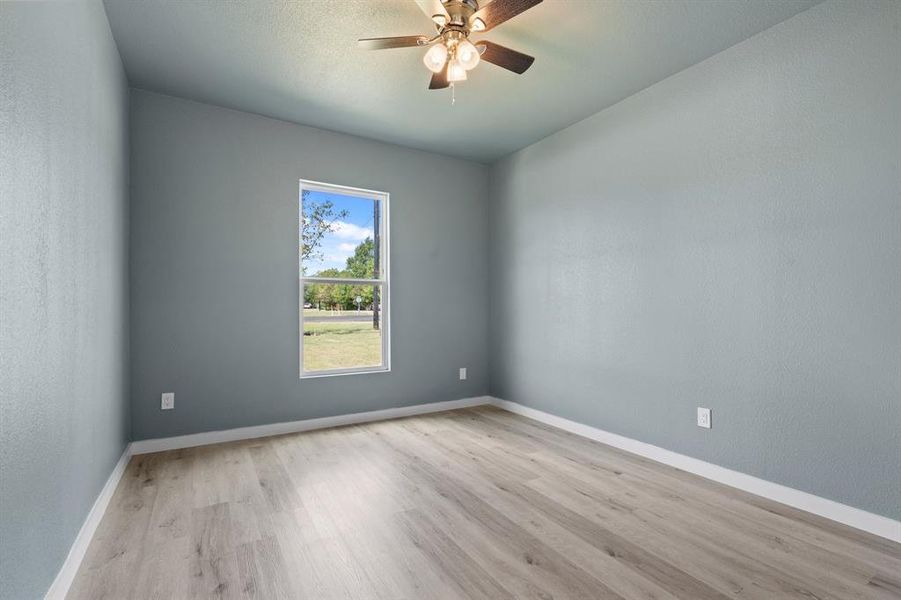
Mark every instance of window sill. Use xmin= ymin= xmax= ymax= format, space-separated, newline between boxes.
xmin=300 ymin=366 xmax=391 ymax=380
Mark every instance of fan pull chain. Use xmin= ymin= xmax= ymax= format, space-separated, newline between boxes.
xmin=451 ymin=83 xmax=456 ymax=105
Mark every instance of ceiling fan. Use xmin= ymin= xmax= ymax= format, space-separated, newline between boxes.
xmin=358 ymin=0 xmax=542 ymax=91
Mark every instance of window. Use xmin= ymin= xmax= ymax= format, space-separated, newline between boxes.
xmin=299 ymin=180 xmax=389 ymax=377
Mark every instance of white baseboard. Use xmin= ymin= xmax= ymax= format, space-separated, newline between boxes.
xmin=489 ymin=397 xmax=901 ymax=543
xmin=131 ymin=396 xmax=492 ymax=455
xmin=44 ymin=443 xmax=134 ymax=600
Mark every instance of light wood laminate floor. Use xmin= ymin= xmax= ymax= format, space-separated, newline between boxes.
xmin=68 ymin=406 xmax=901 ymax=599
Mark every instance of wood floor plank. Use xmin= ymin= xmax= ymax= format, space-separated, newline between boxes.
xmin=247 ymin=443 xmax=302 ymax=514
xmin=395 ymin=509 xmax=517 ymax=600
xmin=235 ymin=536 xmax=292 ymax=600
xmin=67 ymin=408 xmax=901 ymax=600
xmin=868 ymin=572 xmax=901 ymax=599
xmin=189 ymin=502 xmax=243 ymax=600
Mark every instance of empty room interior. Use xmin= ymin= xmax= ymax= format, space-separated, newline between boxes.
xmin=2 ymin=0 xmax=900 ymax=598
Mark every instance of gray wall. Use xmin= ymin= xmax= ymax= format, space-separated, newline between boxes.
xmin=488 ymin=0 xmax=900 ymax=519
xmin=129 ymin=90 xmax=488 ymax=440
xmin=0 ymin=2 xmax=130 ymax=599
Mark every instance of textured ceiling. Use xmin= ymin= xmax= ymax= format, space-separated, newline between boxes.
xmin=103 ymin=0 xmax=819 ymax=162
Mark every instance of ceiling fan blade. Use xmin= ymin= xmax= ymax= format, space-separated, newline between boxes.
xmin=471 ymin=0 xmax=543 ymax=32
xmin=429 ymin=68 xmax=449 ymax=90
xmin=358 ymin=35 xmax=429 ymax=50
xmin=413 ymin=0 xmax=449 ymax=23
xmin=475 ymin=41 xmax=534 ymax=74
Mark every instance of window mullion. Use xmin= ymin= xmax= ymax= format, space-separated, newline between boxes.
xmin=301 ymin=277 xmax=386 ymax=286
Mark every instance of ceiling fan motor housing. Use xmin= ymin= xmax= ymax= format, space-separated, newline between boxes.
xmin=440 ymin=0 xmax=479 ymax=30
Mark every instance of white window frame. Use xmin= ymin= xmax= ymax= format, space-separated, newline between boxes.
xmin=299 ymin=179 xmax=390 ymax=378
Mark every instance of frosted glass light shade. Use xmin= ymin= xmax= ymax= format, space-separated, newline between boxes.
xmin=423 ymin=43 xmax=448 ymax=73
xmin=447 ymin=60 xmax=468 ymax=82
xmin=457 ymin=40 xmax=480 ymax=70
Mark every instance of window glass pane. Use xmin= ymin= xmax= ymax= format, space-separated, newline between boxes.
xmin=301 ymin=189 xmax=382 ymax=279
xmin=302 ymin=283 xmax=383 ymax=372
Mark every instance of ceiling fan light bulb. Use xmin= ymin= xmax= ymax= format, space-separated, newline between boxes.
xmin=457 ymin=39 xmax=480 ymax=70
xmin=447 ymin=60 xmax=467 ymax=82
xmin=423 ymin=43 xmax=448 ymax=73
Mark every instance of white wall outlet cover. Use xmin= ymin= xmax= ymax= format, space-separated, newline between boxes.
xmin=459 ymin=367 xmax=467 ymax=380
xmin=161 ymin=392 xmax=175 ymax=410
xmin=697 ymin=407 xmax=711 ymax=429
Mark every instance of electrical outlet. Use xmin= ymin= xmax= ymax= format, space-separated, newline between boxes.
xmin=161 ymin=392 xmax=175 ymax=410
xmin=697 ymin=407 xmax=711 ymax=429
xmin=459 ymin=367 xmax=467 ymax=380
